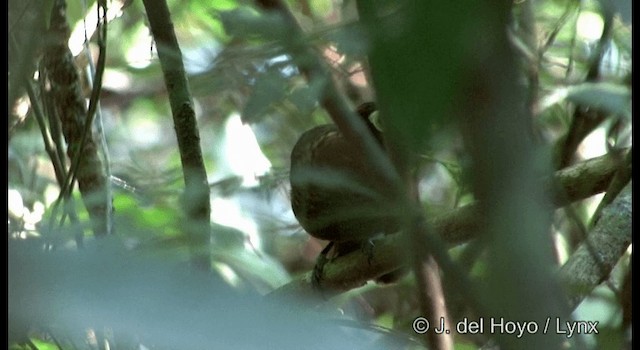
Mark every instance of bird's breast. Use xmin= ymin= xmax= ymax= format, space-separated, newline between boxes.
xmin=289 ymin=125 xmax=397 ymax=242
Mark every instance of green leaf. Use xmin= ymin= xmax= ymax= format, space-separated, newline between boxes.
xmin=210 ymin=0 xmax=239 ymax=11
xmin=539 ymin=82 xmax=631 ymax=118
xmin=213 ymin=248 xmax=291 ymax=292
xmin=363 ymin=1 xmax=481 ymax=154
xmin=219 ymin=8 xmax=288 ymax=41
xmin=30 ymin=339 xmax=58 ymax=350
xmin=309 ymin=0 xmax=334 ymax=18
xmin=242 ymin=70 xmax=290 ymax=123
xmin=288 ymin=78 xmax=325 ymax=114
xmin=325 ymin=23 xmax=370 ymax=56
xmin=112 ymin=192 xmax=179 ymax=239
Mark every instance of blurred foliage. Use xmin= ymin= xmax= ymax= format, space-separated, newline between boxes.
xmin=8 ymin=0 xmax=631 ymax=349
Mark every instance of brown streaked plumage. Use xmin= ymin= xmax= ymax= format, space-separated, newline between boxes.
xmin=289 ymin=102 xmax=398 ymax=247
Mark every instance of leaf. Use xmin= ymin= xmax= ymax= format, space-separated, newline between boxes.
xmin=213 ymin=248 xmax=291 ymax=293
xmin=241 ymin=69 xmax=290 ymax=123
xmin=600 ymin=0 xmax=631 ymax=25
xmin=325 ymin=23 xmax=370 ymax=56
xmin=209 ymin=0 xmax=239 ymax=11
xmin=29 ymin=339 xmax=58 ymax=350
xmin=539 ymin=82 xmax=631 ymax=118
xmin=288 ymin=78 xmax=325 ymax=114
xmin=363 ymin=1 xmax=478 ymax=154
xmin=112 ymin=192 xmax=179 ymax=239
xmin=219 ymin=8 xmax=288 ymax=41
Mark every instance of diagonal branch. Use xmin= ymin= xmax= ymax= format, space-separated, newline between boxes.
xmin=269 ymin=149 xmax=629 ymax=302
xmin=560 ymin=182 xmax=631 ymax=309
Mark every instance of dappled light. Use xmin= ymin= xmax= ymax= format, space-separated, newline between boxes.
xmin=8 ymin=0 xmax=631 ymax=349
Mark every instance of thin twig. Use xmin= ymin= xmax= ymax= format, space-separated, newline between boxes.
xmin=554 ymin=8 xmax=615 ymax=168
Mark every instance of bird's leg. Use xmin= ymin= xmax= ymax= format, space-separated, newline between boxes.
xmin=312 ymin=241 xmax=335 ymax=291
xmin=361 ymin=237 xmax=405 ymax=283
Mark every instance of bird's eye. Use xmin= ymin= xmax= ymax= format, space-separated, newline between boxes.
xmin=368 ymin=110 xmax=384 ymax=132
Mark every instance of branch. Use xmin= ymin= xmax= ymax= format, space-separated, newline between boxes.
xmin=550 ymin=147 xmax=628 ymax=205
xmin=590 ymin=149 xmax=631 ymax=226
xmin=253 ymin=4 xmax=449 ymax=348
xmin=560 ymin=182 xmax=631 ymax=309
xmin=268 ymin=149 xmax=628 ymax=301
xmin=43 ymin=0 xmax=110 ymax=238
xmin=141 ymin=0 xmax=211 ymax=271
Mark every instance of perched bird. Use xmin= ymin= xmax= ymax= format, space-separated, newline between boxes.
xmin=290 ymin=102 xmax=400 ymax=277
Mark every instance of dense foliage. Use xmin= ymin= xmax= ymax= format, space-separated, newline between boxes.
xmin=8 ymin=0 xmax=631 ymax=349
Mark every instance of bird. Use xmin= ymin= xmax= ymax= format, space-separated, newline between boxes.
xmin=289 ymin=102 xmax=401 ymax=282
